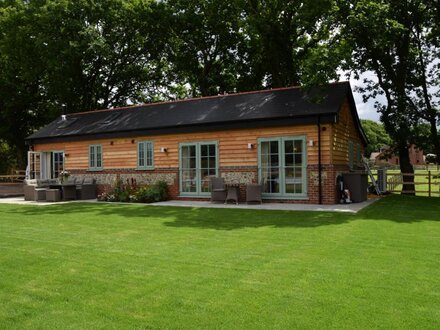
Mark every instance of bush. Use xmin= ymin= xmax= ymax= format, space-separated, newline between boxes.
xmin=98 ymin=180 xmax=168 ymax=203
xmin=135 ymin=181 xmax=168 ymax=203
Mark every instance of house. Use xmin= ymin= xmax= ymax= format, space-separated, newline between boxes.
xmin=370 ymin=145 xmax=425 ymax=166
xmin=25 ymin=81 xmax=368 ymax=204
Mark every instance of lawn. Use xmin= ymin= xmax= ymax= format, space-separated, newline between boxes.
xmin=1 ymin=196 xmax=440 ymax=329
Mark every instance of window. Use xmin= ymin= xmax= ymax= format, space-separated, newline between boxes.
xmin=137 ymin=141 xmax=154 ymax=169
xmin=179 ymin=142 xmax=218 ymax=196
xmin=258 ymin=136 xmax=307 ymax=198
xmin=89 ymin=144 xmax=103 ymax=170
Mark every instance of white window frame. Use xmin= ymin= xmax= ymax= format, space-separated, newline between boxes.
xmin=89 ymin=144 xmax=103 ymax=171
xmin=137 ymin=141 xmax=154 ymax=170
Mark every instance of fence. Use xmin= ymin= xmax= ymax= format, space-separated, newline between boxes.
xmin=370 ymin=169 xmax=440 ymax=197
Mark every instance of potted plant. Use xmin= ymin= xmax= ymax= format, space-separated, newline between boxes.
xmin=59 ymin=170 xmax=70 ymax=184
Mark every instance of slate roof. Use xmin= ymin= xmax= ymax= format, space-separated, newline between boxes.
xmin=26 ymin=81 xmax=368 ymax=145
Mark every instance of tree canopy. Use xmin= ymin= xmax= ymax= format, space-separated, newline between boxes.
xmin=0 ymin=0 xmax=438 ymax=180
xmin=360 ymin=120 xmax=392 ymax=157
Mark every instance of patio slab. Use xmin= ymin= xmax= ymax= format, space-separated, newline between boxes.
xmin=0 ymin=196 xmax=379 ymax=212
xmin=150 ymin=198 xmax=379 ymax=213
xmin=0 ymin=197 xmax=97 ymax=206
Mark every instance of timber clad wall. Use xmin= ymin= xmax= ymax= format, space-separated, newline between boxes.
xmin=331 ymin=98 xmax=364 ymax=164
xmin=34 ymin=124 xmax=331 ymax=169
xmin=32 ymin=97 xmax=364 ymax=204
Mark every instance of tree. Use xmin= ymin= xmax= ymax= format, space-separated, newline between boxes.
xmin=360 ymin=120 xmax=392 ymax=157
xmin=164 ymin=0 xmax=249 ymax=97
xmin=0 ymin=0 xmax=170 ymax=167
xmin=0 ymin=1 xmax=56 ymax=168
xmin=38 ymin=0 xmax=170 ymax=112
xmin=335 ymin=0 xmax=438 ymax=194
xmin=244 ymin=0 xmax=336 ymax=88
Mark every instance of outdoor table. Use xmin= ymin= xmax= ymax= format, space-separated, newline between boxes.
xmin=49 ymin=184 xmax=77 ymax=200
xmin=225 ymin=183 xmax=240 ymax=205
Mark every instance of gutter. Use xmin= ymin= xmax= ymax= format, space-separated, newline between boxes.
xmin=318 ymin=116 xmax=323 ymax=205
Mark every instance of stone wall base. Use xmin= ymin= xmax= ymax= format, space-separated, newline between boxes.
xmin=69 ymin=164 xmax=351 ymax=204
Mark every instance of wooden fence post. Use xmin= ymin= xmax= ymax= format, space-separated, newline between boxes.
xmin=428 ymin=170 xmax=431 ymax=197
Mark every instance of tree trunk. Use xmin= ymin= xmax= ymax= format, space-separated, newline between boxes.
xmin=398 ymin=144 xmax=415 ymax=196
xmin=428 ymin=116 xmax=440 ymax=164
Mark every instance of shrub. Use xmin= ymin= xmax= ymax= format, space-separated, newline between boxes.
xmin=99 ymin=180 xmax=168 ymax=203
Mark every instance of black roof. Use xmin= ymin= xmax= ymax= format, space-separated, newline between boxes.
xmin=26 ymin=81 xmax=368 ymax=145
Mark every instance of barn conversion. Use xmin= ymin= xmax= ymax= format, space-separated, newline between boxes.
xmin=25 ymin=81 xmax=367 ymax=204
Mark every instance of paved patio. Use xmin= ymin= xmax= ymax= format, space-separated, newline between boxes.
xmin=0 ymin=196 xmax=379 ymax=213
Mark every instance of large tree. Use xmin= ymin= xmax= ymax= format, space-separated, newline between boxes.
xmin=164 ymin=0 xmax=249 ymax=97
xmin=0 ymin=0 xmax=169 ymax=167
xmin=336 ymin=0 xmax=439 ymax=194
xmin=244 ymin=0 xmax=336 ymax=88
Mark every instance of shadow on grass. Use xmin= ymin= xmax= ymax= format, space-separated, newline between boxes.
xmin=1 ymin=195 xmax=439 ymax=230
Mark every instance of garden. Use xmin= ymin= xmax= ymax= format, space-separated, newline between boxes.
xmin=1 ymin=195 xmax=440 ymax=328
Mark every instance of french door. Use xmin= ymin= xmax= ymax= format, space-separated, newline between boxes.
xmin=180 ymin=142 xmax=218 ymax=196
xmin=258 ymin=136 xmax=307 ymax=198
xmin=27 ymin=151 xmax=64 ymax=180
xmin=28 ymin=151 xmax=42 ymax=179
xmin=52 ymin=151 xmax=65 ymax=178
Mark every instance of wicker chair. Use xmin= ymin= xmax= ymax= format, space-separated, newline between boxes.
xmin=210 ymin=177 xmax=227 ymax=203
xmin=246 ymin=184 xmax=262 ymax=204
xmin=76 ymin=178 xmax=97 ymax=200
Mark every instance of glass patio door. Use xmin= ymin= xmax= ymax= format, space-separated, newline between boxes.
xmin=52 ymin=151 xmax=65 ymax=179
xmin=259 ymin=137 xmax=306 ymax=198
xmin=180 ymin=142 xmax=218 ymax=196
xmin=27 ymin=151 xmax=42 ymax=179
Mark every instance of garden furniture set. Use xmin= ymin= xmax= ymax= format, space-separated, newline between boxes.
xmin=210 ymin=177 xmax=262 ymax=204
xmin=23 ymin=177 xmax=97 ymax=202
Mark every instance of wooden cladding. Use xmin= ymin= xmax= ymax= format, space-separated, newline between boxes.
xmin=33 ymin=124 xmax=332 ymax=170
xmin=33 ymin=97 xmax=365 ymax=171
xmin=331 ymin=98 xmax=364 ymax=164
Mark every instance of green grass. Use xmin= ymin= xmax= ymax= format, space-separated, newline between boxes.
xmin=1 ymin=196 xmax=440 ymax=329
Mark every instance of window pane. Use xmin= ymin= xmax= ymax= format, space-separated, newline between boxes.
xmin=200 ymin=157 xmax=208 ymax=169
xmin=146 ymin=142 xmax=153 ymax=167
xmin=270 ymin=154 xmax=279 ymax=166
xmin=90 ymin=146 xmax=95 ymax=168
xmin=286 ymin=184 xmax=295 ymax=194
xmin=201 ymin=145 xmax=208 ymax=157
xmin=294 ymin=154 xmax=302 ymax=164
xmin=294 ymin=140 xmax=302 ymax=153
xmin=138 ymin=143 xmax=145 ymax=167
xmin=285 ymin=154 xmax=294 ymax=166
xmin=261 ymin=141 xmax=270 ymax=155
xmin=285 ymin=140 xmax=294 ymax=154
xmin=209 ymin=144 xmax=216 ymax=156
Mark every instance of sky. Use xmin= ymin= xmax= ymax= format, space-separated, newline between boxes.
xmin=342 ymin=71 xmax=383 ymax=122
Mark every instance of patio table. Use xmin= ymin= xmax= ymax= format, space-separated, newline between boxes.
xmin=225 ymin=183 xmax=240 ymax=205
xmin=49 ymin=184 xmax=77 ymax=200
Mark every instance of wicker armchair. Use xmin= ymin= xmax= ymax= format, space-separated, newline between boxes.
xmin=76 ymin=177 xmax=97 ymax=200
xmin=210 ymin=177 xmax=227 ymax=203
